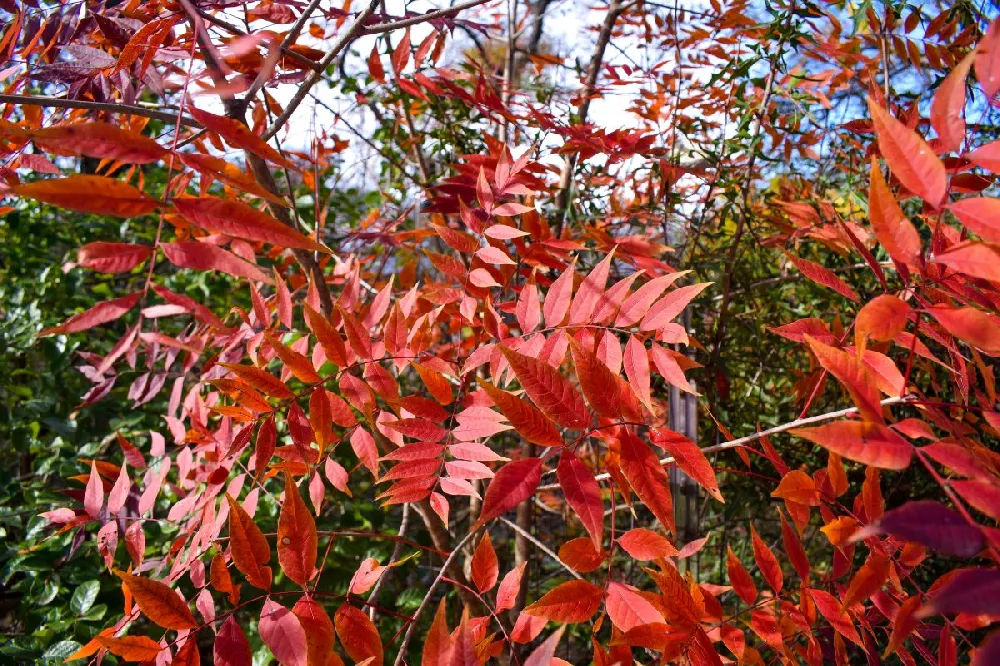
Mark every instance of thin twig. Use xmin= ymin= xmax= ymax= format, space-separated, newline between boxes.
xmin=537 ymin=396 xmax=911 ymax=491
xmin=361 ymin=0 xmax=494 ymax=35
xmin=263 ymin=0 xmax=381 ymax=141
xmin=390 ymin=527 xmax=480 ymax=666
xmin=498 ymin=517 xmax=583 ymax=580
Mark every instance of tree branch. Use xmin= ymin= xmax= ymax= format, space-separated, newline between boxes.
xmin=0 ymin=94 xmax=198 ymax=128
xmin=361 ymin=0 xmax=495 ymax=35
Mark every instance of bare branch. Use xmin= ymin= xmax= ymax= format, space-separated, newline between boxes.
xmin=361 ymin=0 xmax=495 ymax=35
xmin=0 ymin=94 xmax=198 ymax=128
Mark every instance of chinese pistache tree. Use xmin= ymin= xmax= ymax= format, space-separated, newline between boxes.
xmin=1 ymin=0 xmax=999 ymax=664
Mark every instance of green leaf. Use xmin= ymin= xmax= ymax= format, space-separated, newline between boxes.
xmin=70 ymin=581 xmax=100 ymax=615
xmin=43 ymin=641 xmax=82 ymax=660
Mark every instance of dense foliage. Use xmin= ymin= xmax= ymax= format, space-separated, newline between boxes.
xmin=1 ymin=0 xmax=999 ymax=664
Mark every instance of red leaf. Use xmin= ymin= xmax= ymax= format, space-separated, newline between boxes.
xmin=926 ymin=568 xmax=1000 ymax=616
xmin=948 ymin=197 xmax=1000 ymax=243
xmin=278 ymin=474 xmax=318 ymax=586
xmin=750 ymin=524 xmax=783 ymax=594
xmin=650 ymin=428 xmax=723 ymax=502
xmin=976 ymin=19 xmax=1000 ymax=100
xmin=874 ymin=500 xmax=984 ymax=557
xmin=334 ymin=604 xmax=383 ymax=666
xmin=499 ymin=345 xmax=589 ymax=429
xmin=77 ymin=243 xmax=152 ymax=273
xmin=569 ymin=337 xmax=641 ymax=421
xmin=12 ymin=175 xmax=159 ymax=217
xmin=727 ymin=546 xmax=757 ymax=605
xmin=856 ymin=294 xmax=910 ymax=346
xmin=367 ymin=45 xmax=385 ymax=84
xmin=470 ymin=532 xmax=499 ymax=592
xmin=785 ymin=254 xmax=860 ymax=302
xmin=39 ymin=292 xmax=140 ymax=337
xmin=623 ymin=335 xmax=652 ymax=410
xmin=523 ymin=627 xmax=566 ymax=666
xmin=780 ymin=513 xmax=810 ymax=582
xmin=557 ymin=452 xmax=604 ymax=549
xmin=188 ymin=105 xmax=295 ymax=169
xmin=84 ymin=460 xmax=104 ymax=518
xmin=791 ymin=420 xmax=913 ymax=470
xmin=173 ymin=197 xmax=325 ymax=251
xmin=617 ymin=528 xmax=678 ymax=560
xmin=115 ymin=571 xmax=198 ymax=630
xmin=523 ymin=579 xmax=604 ymax=623
xmin=615 ymin=273 xmax=687 ymax=327
xmin=842 ymin=553 xmax=890 ymax=608
xmin=568 ymin=251 xmax=614 ymax=325
xmin=809 ymin=588 xmax=863 ymax=647
xmin=27 ymin=122 xmax=167 ymax=164
xmin=391 ymin=28 xmax=411 ymax=74
xmin=804 ymin=336 xmax=884 ymax=423
xmin=934 ymin=240 xmax=1000 ymax=282
xmin=543 ymin=264 xmax=575 ymax=327
xmin=161 ymin=241 xmax=271 ymax=283
xmin=951 ymin=480 xmax=1000 ymax=520
xmin=639 ymin=283 xmax=711 ymax=331
xmin=260 ymin=598 xmax=308 ymax=666
xmin=292 ymin=596 xmax=336 ymax=666
xmin=931 ymin=51 xmax=975 ymax=153
xmin=618 ymin=430 xmax=675 ymax=534
xmin=225 ymin=494 xmax=273 ymax=590
xmin=422 ymin=600 xmax=453 ymax=665
xmin=867 ymin=96 xmax=947 ymax=206
xmin=926 ymin=304 xmax=1000 ymax=355
xmin=496 ymin=563 xmax=527 ymax=613
xmin=215 ymin=616 xmax=253 ymax=666
xmin=605 ymin=581 xmax=665 ymax=632
xmin=475 ymin=458 xmax=542 ymax=527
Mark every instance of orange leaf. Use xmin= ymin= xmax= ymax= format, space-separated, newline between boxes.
xmin=12 ymin=176 xmax=159 ymax=217
xmin=499 ymin=345 xmax=589 ymax=429
xmin=617 ymin=528 xmax=678 ymax=561
xmin=334 ymin=604 xmax=383 ymax=666
xmin=39 ymin=292 xmax=140 ymax=337
xmin=524 ymin=579 xmax=604 ymax=623
xmin=422 ymin=599 xmax=452 ymax=664
xmin=470 ymin=532 xmax=499 ymax=593
xmin=96 ymin=635 xmax=164 ymax=662
xmin=868 ymin=159 xmax=923 ymax=266
xmin=792 ymin=420 xmax=913 ymax=470
xmin=605 ymin=581 xmax=665 ymax=632
xmin=115 ymin=572 xmax=197 ymax=630
xmin=278 ymin=474 xmax=318 ymax=586
xmin=219 ymin=363 xmax=294 ymax=399
xmin=770 ymin=470 xmax=818 ymax=505
xmin=26 ymin=122 xmax=167 ymax=164
xmin=225 ymin=493 xmax=273 ymax=590
xmin=188 ymin=105 xmax=295 ymax=169
xmin=481 ymin=381 xmax=562 ymax=447
xmin=173 ymin=197 xmax=326 ymax=252
xmin=496 ymin=563 xmax=527 ymax=613
xmin=265 ymin=332 xmax=322 ymax=384
xmin=304 ymin=304 xmax=348 ymax=367
xmin=842 ymin=553 xmax=890 ymax=609
xmin=557 ymin=537 xmax=607 ymax=572
xmin=867 ymin=97 xmax=947 ymax=207
xmin=292 ymin=596 xmax=336 ymax=666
